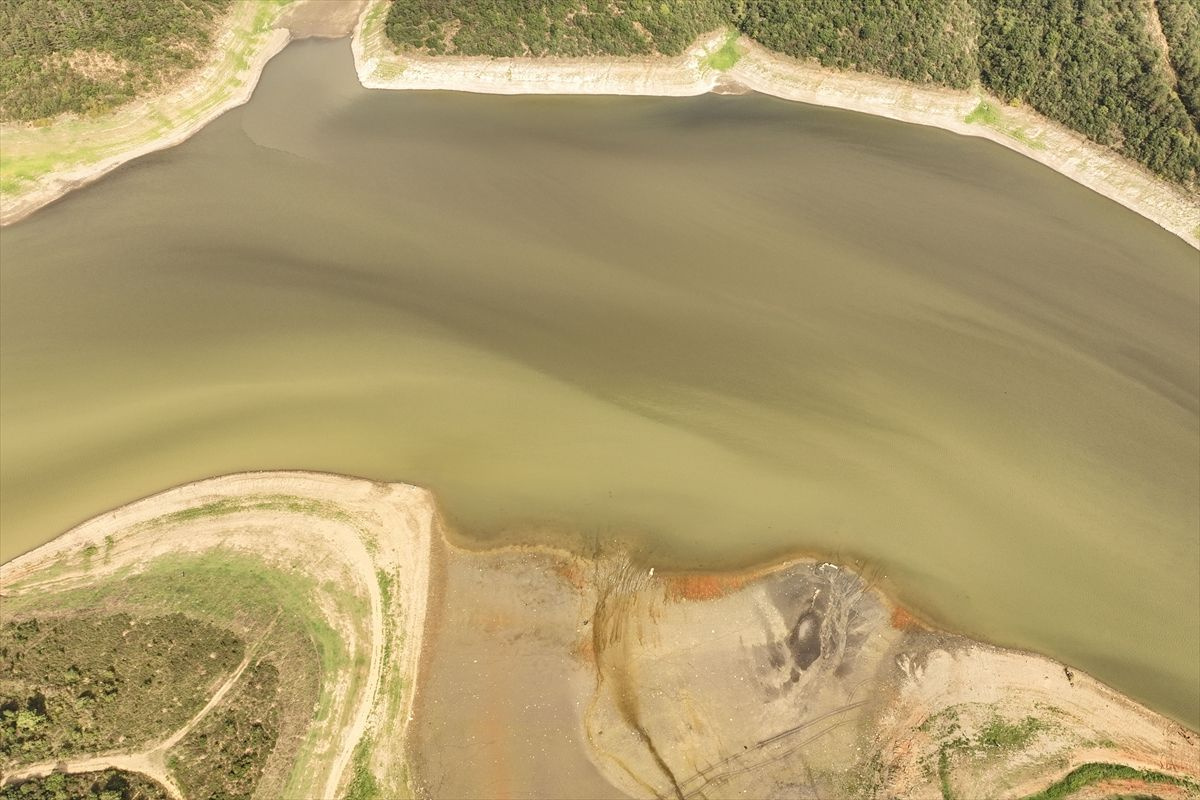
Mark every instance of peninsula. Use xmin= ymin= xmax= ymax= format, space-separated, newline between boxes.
xmin=2 ymin=474 xmax=1197 ymax=798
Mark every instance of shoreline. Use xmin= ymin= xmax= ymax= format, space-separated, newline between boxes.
xmin=0 ymin=2 xmax=290 ymax=226
xmin=2 ymin=2 xmax=1196 ymax=249
xmin=3 ymin=471 xmax=1195 ymax=798
xmin=0 ymin=0 xmax=364 ymax=227
xmin=351 ymin=1 xmax=1200 ymax=249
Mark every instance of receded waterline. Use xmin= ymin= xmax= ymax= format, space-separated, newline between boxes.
xmin=1 ymin=37 xmax=1196 ymax=726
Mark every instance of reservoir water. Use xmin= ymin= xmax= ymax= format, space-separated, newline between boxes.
xmin=1 ymin=39 xmax=1197 ymax=725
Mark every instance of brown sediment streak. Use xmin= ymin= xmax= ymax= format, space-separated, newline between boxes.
xmin=627 ymin=705 xmax=686 ymax=800
xmin=588 ymin=557 xmax=685 ymax=798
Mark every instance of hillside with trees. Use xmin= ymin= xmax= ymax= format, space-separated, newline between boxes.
xmin=737 ymin=0 xmax=981 ymax=88
xmin=978 ymin=0 xmax=1198 ymax=187
xmin=0 ymin=0 xmax=231 ymax=122
xmin=384 ymin=0 xmax=1200 ymax=188
xmin=1158 ymin=0 xmax=1200 ymax=122
xmin=384 ymin=0 xmax=728 ymax=57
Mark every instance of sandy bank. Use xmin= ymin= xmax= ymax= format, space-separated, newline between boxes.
xmin=411 ymin=541 xmax=1199 ymax=798
xmin=352 ymin=1 xmax=1200 ymax=250
xmin=0 ymin=470 xmax=434 ymax=799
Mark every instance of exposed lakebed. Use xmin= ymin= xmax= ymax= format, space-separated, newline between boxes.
xmin=1 ymin=38 xmax=1196 ymax=724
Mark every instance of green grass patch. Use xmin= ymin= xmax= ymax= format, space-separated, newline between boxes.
xmin=344 ymin=735 xmax=381 ymax=800
xmin=965 ymin=100 xmax=1002 ymax=127
xmin=377 ymin=569 xmax=393 ymax=611
xmin=927 ymin=708 xmax=1049 ymax=800
xmin=1024 ymin=763 xmax=1199 ymax=800
xmin=373 ymin=60 xmax=408 ymax=81
xmin=938 ymin=746 xmax=955 ymax=800
xmin=703 ymin=31 xmax=742 ymax=71
xmin=964 ymin=100 xmax=1046 ymax=150
xmin=151 ymin=494 xmax=354 ymax=528
xmin=977 ymin=715 xmax=1045 ymax=751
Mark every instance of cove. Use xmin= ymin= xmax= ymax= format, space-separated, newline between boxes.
xmin=1 ymin=38 xmax=1196 ymax=725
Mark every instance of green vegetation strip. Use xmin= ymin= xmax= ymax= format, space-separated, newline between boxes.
xmin=703 ymin=31 xmax=741 ymax=72
xmin=1024 ymin=763 xmax=1199 ymax=800
xmin=964 ymin=100 xmax=1046 ymax=149
xmin=344 ymin=735 xmax=382 ymax=800
xmin=928 ymin=711 xmax=1048 ymax=800
xmin=152 ymin=493 xmax=354 ymax=527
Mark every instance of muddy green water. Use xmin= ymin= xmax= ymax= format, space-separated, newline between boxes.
xmin=1 ymin=39 xmax=1197 ymax=724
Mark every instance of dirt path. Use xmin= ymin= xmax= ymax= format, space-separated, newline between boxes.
xmin=320 ymin=548 xmax=383 ymax=800
xmin=1 ymin=753 xmax=183 ymax=799
xmin=158 ymin=612 xmax=280 ymax=753
xmin=282 ymin=0 xmax=365 ymax=39
xmin=1146 ymin=0 xmax=1182 ymax=92
xmin=0 ymin=614 xmax=281 ymax=797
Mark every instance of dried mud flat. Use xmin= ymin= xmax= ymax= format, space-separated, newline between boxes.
xmin=412 ymin=544 xmax=1199 ymax=799
xmin=2 ymin=475 xmax=1197 ymax=799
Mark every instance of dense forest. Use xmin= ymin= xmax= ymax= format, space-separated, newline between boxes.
xmin=385 ymin=0 xmax=1200 ymax=187
xmin=0 ymin=0 xmax=231 ymax=122
xmin=0 ymin=0 xmax=1195 ymax=185
xmin=385 ymin=0 xmax=729 ymax=57
xmin=737 ymin=0 xmax=981 ymax=88
xmin=978 ymin=0 xmax=1199 ymax=187
xmin=1159 ymin=0 xmax=1200 ymax=122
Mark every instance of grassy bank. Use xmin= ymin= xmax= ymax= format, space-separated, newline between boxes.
xmin=1026 ymin=762 xmax=1200 ymax=800
xmin=964 ymin=100 xmax=1045 ymax=149
xmin=0 ymin=0 xmax=292 ymax=212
